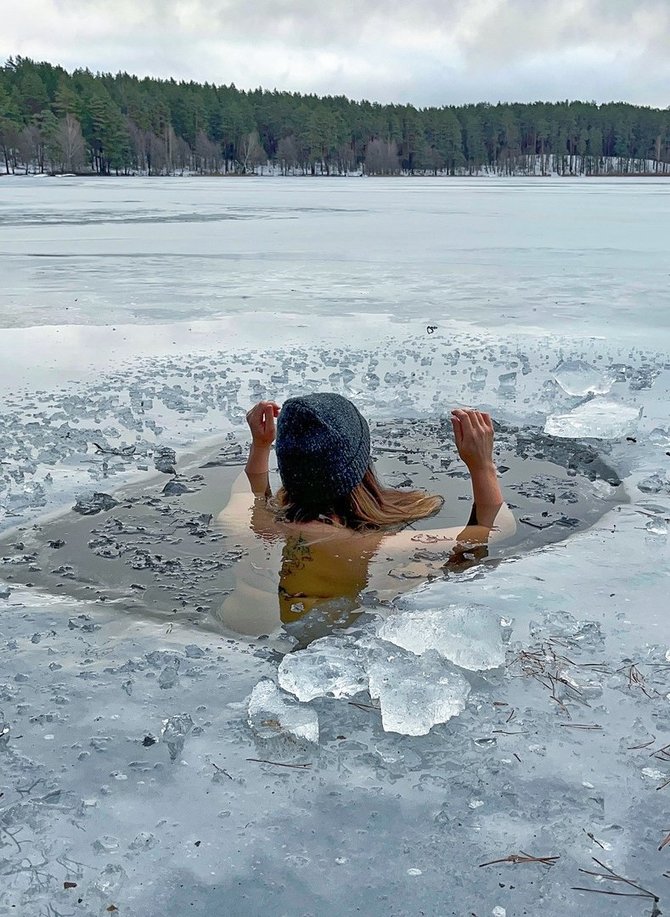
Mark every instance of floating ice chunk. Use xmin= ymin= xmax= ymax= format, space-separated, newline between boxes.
xmin=153 ymin=446 xmax=176 ymax=474
xmin=161 ymin=713 xmax=194 ymax=761
xmin=544 ymin=399 xmax=640 ymax=439
xmin=520 ymin=512 xmax=579 ymax=530
xmin=162 ymin=479 xmax=194 ymax=496
xmin=277 ymin=636 xmax=368 ymax=702
xmin=73 ymin=492 xmax=120 ymax=515
xmin=247 ymin=680 xmax=319 ymax=743
xmin=377 ymin=604 xmax=505 ymax=671
xmin=552 ymin=360 xmax=613 ymax=396
xmin=368 ymin=647 xmax=470 ymax=736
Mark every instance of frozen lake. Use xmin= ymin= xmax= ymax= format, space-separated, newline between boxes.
xmin=1 ymin=176 xmax=669 ymax=916
xmin=1 ymin=175 xmax=670 ymax=338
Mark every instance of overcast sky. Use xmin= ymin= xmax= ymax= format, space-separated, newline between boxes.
xmin=4 ymin=0 xmax=669 ymax=108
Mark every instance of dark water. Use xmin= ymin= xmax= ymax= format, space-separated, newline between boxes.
xmin=0 ymin=420 xmax=624 ymax=638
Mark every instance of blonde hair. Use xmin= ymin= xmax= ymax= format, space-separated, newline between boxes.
xmin=274 ymin=464 xmax=443 ymax=531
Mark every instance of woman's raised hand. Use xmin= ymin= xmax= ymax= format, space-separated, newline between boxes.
xmin=451 ymin=408 xmax=495 ymax=471
xmin=246 ymin=401 xmax=280 ymax=447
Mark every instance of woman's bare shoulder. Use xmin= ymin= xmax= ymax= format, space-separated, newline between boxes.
xmin=379 ymin=504 xmax=516 ymax=555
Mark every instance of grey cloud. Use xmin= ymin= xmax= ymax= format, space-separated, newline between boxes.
xmin=3 ymin=0 xmax=669 ymax=106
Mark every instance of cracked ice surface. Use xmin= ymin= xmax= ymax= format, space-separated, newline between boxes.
xmin=0 ymin=320 xmax=669 ymax=915
xmin=2 ymin=178 xmax=670 ymax=916
xmin=0 ymin=323 xmax=663 ymax=535
xmin=2 ymin=504 xmax=670 ymax=916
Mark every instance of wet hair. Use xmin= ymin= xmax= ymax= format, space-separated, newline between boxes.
xmin=274 ymin=463 xmax=443 ymax=531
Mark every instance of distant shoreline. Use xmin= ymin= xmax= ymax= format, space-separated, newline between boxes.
xmin=2 ymin=170 xmax=669 ymax=180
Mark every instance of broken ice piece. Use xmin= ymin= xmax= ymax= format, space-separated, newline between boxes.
xmin=649 ymin=427 xmax=670 ymax=448
xmin=162 ymin=479 xmax=194 ymax=496
xmin=544 ymin=399 xmax=640 ymax=440
xmin=497 ymin=371 xmax=517 ymax=391
xmin=277 ymin=635 xmax=368 ymax=702
xmin=128 ymin=831 xmax=158 ymax=851
xmin=377 ymin=604 xmax=505 ymax=671
xmin=73 ymin=492 xmax=120 ymax=515
xmin=552 ymin=360 xmax=613 ymax=396
xmin=92 ymin=835 xmax=120 ymax=854
xmin=87 ymin=864 xmax=127 ymax=909
xmin=154 ymin=446 xmax=177 ymax=474
xmin=520 ymin=512 xmax=579 ymax=530
xmin=184 ymin=644 xmax=205 ymax=658
xmin=158 ymin=665 xmax=179 ymax=689
xmin=161 ymin=713 xmax=194 ymax=761
xmin=368 ymin=647 xmax=470 ymax=736
xmin=247 ymin=680 xmax=319 ymax=743
xmin=0 ymin=710 xmax=9 ymax=747
xmin=638 ymin=473 xmax=670 ymax=495
xmin=645 ymin=518 xmax=668 ymax=536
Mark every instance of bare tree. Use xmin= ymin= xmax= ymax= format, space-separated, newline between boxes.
xmin=0 ymin=121 xmax=20 ymax=174
xmin=173 ymin=135 xmax=192 ymax=175
xmin=276 ymin=134 xmax=299 ymax=175
xmin=16 ymin=124 xmax=41 ymax=173
xmin=147 ymin=132 xmax=168 ymax=174
xmin=126 ymin=119 xmax=148 ymax=172
xmin=238 ymin=130 xmax=267 ymax=174
xmin=364 ymin=138 xmax=400 ymax=175
xmin=52 ymin=113 xmax=85 ymax=172
xmin=195 ymin=130 xmax=221 ymax=173
xmin=337 ymin=141 xmax=356 ymax=175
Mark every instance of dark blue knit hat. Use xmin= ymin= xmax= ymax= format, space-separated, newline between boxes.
xmin=276 ymin=393 xmax=371 ymax=504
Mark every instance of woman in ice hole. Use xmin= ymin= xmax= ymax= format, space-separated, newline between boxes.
xmin=215 ymin=394 xmax=514 ymax=642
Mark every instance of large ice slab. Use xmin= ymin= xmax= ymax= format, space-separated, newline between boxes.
xmin=247 ymin=679 xmax=319 ymax=743
xmin=368 ymin=646 xmax=470 ymax=736
xmin=544 ymin=398 xmax=640 ymax=439
xmin=376 ymin=604 xmax=505 ymax=671
xmin=552 ymin=360 xmax=613 ymax=396
xmin=277 ymin=635 xmax=368 ymax=701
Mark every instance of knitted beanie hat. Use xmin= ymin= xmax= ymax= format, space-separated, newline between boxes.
xmin=275 ymin=393 xmax=371 ymax=504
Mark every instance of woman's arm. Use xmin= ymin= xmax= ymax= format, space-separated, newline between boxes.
xmin=451 ymin=408 xmax=509 ymax=538
xmin=244 ymin=401 xmax=280 ymax=498
xmin=217 ymin=401 xmax=282 ymax=538
xmin=382 ymin=408 xmax=515 ymax=554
